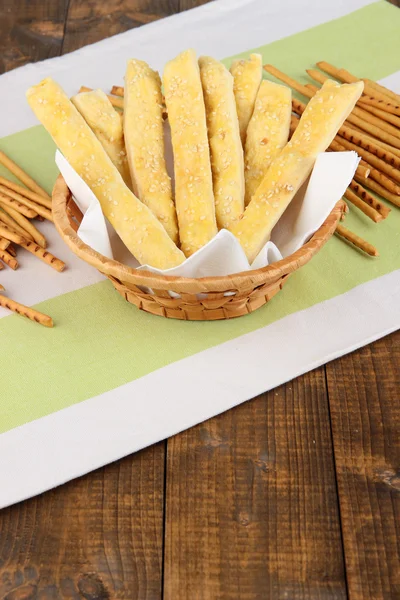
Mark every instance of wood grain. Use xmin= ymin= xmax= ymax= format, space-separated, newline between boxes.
xmin=164 ymin=369 xmax=347 ymax=600
xmin=62 ymin=0 xmax=181 ymax=53
xmin=0 ymin=0 xmax=70 ymax=74
xmin=0 ymin=445 xmax=165 ymax=600
xmin=326 ymin=331 xmax=400 ymax=600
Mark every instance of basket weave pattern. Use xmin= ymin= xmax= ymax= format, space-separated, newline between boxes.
xmin=52 ymin=175 xmax=345 ymax=321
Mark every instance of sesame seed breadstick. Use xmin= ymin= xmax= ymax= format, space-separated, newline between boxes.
xmin=1 ymin=203 xmax=47 ymax=248
xmin=163 ymin=49 xmax=217 ymax=256
xmin=199 ymin=55 xmax=244 ymax=229
xmin=79 ymin=86 xmax=124 ymax=110
xmin=71 ymin=90 xmax=132 ymax=189
xmin=244 ymin=80 xmax=291 ymax=205
xmin=229 ymin=79 xmax=364 ymax=263
xmin=124 ymin=59 xmax=178 ymax=243
xmin=230 ymin=54 xmax=263 ymax=144
xmin=27 ymin=77 xmax=185 ymax=269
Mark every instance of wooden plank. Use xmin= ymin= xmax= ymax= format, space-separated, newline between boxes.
xmin=164 ymin=369 xmax=347 ymax=599
xmin=326 ymin=331 xmax=400 ymax=600
xmin=0 ymin=445 xmax=165 ymax=599
xmin=0 ymin=0 xmax=70 ymax=74
xmin=62 ymin=0 xmax=181 ymax=53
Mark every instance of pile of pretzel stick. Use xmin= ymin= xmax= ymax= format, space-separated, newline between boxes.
xmin=263 ymin=61 xmax=400 ymax=254
xmin=0 ymin=150 xmax=66 ymax=327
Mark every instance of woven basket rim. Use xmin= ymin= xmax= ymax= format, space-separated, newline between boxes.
xmin=52 ymin=174 xmax=344 ymax=293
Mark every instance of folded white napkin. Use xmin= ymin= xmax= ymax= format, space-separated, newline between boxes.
xmin=56 ymin=150 xmax=359 ymax=276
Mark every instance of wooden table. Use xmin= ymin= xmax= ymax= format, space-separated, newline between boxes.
xmin=0 ymin=1 xmax=399 ymax=598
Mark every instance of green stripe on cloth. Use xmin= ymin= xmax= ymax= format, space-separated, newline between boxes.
xmin=1 ymin=0 xmax=400 ymax=433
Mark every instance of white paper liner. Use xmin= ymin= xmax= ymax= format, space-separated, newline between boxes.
xmin=56 ymin=150 xmax=360 ymax=278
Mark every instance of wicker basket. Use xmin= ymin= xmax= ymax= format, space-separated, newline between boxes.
xmin=52 ymin=175 xmax=345 ymax=321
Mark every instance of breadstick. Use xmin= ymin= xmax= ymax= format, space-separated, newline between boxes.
xmin=338 ymin=125 xmax=400 ymax=168
xmin=27 ymin=77 xmax=184 ymax=269
xmin=79 ymin=86 xmax=124 ymax=110
xmin=163 ymin=49 xmax=217 ymax=256
xmin=0 ymin=150 xmax=50 ymax=201
xmin=124 ymin=58 xmax=178 ymax=243
xmin=199 ymin=55 xmax=244 ymax=228
xmin=229 ymin=79 xmax=364 ymax=262
xmin=354 ymin=175 xmax=400 ymax=208
xmin=1 ymin=204 xmax=46 ymax=248
xmin=0 ymin=176 xmax=52 ymax=209
xmin=0 ymin=237 xmax=11 ymax=250
xmin=0 ymin=190 xmax=38 ymax=218
xmin=358 ymin=103 xmax=400 ymax=128
xmin=357 ymin=95 xmax=400 ymax=117
xmin=349 ymin=180 xmax=391 ymax=218
xmin=0 ymin=292 xmax=53 ymax=327
xmin=343 ymin=188 xmax=382 ymax=222
xmin=363 ymin=79 xmax=400 ymax=105
xmin=111 ymin=85 xmax=124 ymax=97
xmin=244 ymin=80 xmax=291 ymax=205
xmin=6 ymin=243 xmax=16 ymax=257
xmin=337 ymin=135 xmax=400 ymax=184
xmin=317 ymin=62 xmax=396 ymax=105
xmin=18 ymin=240 xmax=65 ymax=271
xmin=0 ymin=207 xmax=34 ymax=241
xmin=0 ymin=248 xmax=18 ymax=269
xmin=353 ymin=105 xmax=400 ymax=140
xmin=0 ymin=224 xmax=27 ymax=244
xmin=335 ymin=224 xmax=378 ymax=257
xmin=264 ymin=64 xmax=313 ymax=99
xmin=0 ymin=186 xmax=51 ymax=220
xmin=72 ymin=90 xmax=132 ymax=189
xmin=0 ymin=261 xmax=3 ymax=270
xmin=230 ymin=54 xmax=263 ymax=144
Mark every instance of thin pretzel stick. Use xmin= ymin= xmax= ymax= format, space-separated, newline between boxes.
xmin=6 ymin=243 xmax=16 ymax=257
xmin=0 ymin=248 xmax=18 ymax=269
xmin=338 ymin=124 xmax=400 ymax=168
xmin=354 ymin=175 xmax=400 ymax=208
xmin=358 ymin=103 xmax=400 ymax=128
xmin=0 ymin=208 xmax=34 ymax=240
xmin=316 ymin=62 xmax=392 ymax=104
xmin=343 ymin=189 xmax=382 ymax=222
xmin=264 ymin=65 xmax=313 ymax=98
xmin=357 ymin=95 xmax=400 ymax=116
xmin=79 ymin=86 xmax=124 ymax=109
xmin=0 ymin=191 xmax=38 ymax=218
xmin=0 ymin=237 xmax=11 ymax=250
xmin=1 ymin=204 xmax=47 ymax=248
xmin=336 ymin=135 xmax=400 ymax=184
xmin=335 ymin=224 xmax=378 ymax=256
xmin=111 ymin=85 xmax=124 ymax=97
xmin=0 ymin=176 xmax=52 ymax=209
xmin=363 ymin=79 xmax=400 ymax=105
xmin=18 ymin=240 xmax=65 ymax=271
xmin=0 ymin=150 xmax=50 ymax=200
xmin=0 ymin=292 xmax=53 ymax=327
xmin=0 ymin=224 xmax=27 ymax=244
xmin=0 ymin=188 xmax=53 ymax=221
xmin=349 ymin=180 xmax=390 ymax=218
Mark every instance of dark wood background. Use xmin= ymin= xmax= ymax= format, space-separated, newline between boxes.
xmin=0 ymin=1 xmax=399 ymax=598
